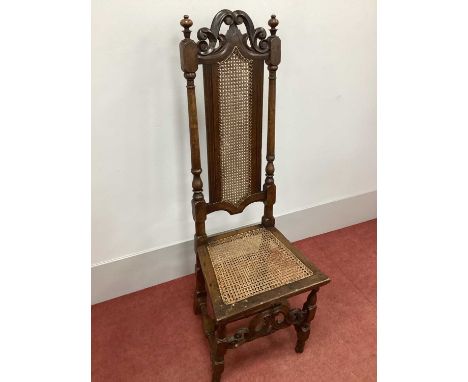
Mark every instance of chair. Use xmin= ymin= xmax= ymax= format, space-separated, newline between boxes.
xmin=179 ymin=10 xmax=330 ymax=381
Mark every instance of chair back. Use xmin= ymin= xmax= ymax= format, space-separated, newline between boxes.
xmin=179 ymin=10 xmax=281 ymax=244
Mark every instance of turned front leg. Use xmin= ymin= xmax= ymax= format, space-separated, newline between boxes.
xmin=295 ymin=288 xmax=318 ymax=353
xmin=211 ymin=324 xmax=227 ymax=382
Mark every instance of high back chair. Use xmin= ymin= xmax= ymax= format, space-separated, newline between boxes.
xmin=179 ymin=10 xmax=330 ymax=381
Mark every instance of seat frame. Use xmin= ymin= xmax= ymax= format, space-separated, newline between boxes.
xmin=179 ymin=10 xmax=330 ymax=381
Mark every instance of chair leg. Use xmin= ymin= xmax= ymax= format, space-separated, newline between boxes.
xmin=211 ymin=324 xmax=226 ymax=382
xmin=193 ymin=257 xmax=206 ymax=315
xmin=294 ymin=288 xmax=318 ymax=353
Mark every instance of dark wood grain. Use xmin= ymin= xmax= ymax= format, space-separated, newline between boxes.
xmin=201 ymin=20 xmax=265 ymax=213
xmin=179 ymin=15 xmax=208 ymax=315
xmin=179 ymin=12 xmax=330 ymax=381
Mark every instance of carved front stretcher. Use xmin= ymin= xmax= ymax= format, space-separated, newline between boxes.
xmin=179 ymin=10 xmax=330 ymax=382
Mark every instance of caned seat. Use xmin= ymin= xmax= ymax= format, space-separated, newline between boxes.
xmin=209 ymin=226 xmax=313 ymax=305
xmin=179 ymin=10 xmax=330 ymax=381
xmin=198 ymin=224 xmax=329 ymax=322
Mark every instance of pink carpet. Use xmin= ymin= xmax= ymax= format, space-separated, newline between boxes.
xmin=92 ymin=220 xmax=376 ymax=381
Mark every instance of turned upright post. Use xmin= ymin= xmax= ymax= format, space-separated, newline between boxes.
xmin=262 ymin=15 xmax=281 ymax=228
xmin=179 ymin=15 xmax=208 ymax=314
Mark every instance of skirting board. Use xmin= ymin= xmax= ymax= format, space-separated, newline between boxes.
xmin=92 ymin=190 xmax=376 ymax=304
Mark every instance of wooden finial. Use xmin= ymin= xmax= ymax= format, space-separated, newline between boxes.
xmin=180 ymin=15 xmax=193 ymax=39
xmin=268 ymin=14 xmax=278 ymax=36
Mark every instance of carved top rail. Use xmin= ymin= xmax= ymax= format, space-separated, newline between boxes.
xmin=180 ymin=9 xmax=280 ymax=68
xmin=197 ymin=10 xmax=269 ymax=60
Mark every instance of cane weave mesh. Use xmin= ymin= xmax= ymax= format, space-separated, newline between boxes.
xmin=207 ymin=227 xmax=314 ymax=305
xmin=217 ymin=47 xmax=255 ymax=206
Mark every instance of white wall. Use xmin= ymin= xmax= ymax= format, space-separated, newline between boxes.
xmin=92 ymin=0 xmax=376 ymax=266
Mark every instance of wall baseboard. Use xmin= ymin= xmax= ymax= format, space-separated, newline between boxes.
xmin=92 ymin=190 xmax=376 ymax=304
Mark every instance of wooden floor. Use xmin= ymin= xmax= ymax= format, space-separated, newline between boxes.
xmin=92 ymin=220 xmax=377 ymax=381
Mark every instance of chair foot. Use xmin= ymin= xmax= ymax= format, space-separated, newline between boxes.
xmin=294 ymin=288 xmax=319 ymax=353
xmin=211 ymin=324 xmax=226 ymax=382
xmin=294 ymin=323 xmax=310 ymax=353
xmin=211 ymin=359 xmax=225 ymax=382
xmin=295 ymin=345 xmax=304 ymax=353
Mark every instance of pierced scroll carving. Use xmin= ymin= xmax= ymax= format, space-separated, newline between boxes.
xmin=197 ymin=9 xmax=269 ymax=55
xmin=218 ymin=289 xmax=318 ymax=350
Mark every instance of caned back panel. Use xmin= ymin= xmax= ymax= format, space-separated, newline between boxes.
xmin=203 ymin=47 xmax=264 ymax=207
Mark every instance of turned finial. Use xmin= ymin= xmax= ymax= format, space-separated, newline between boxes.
xmin=268 ymin=14 xmax=278 ymax=36
xmin=180 ymin=15 xmax=193 ymax=39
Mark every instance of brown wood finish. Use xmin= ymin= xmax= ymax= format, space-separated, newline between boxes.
xmin=262 ymin=15 xmax=280 ymax=228
xmin=179 ymin=11 xmax=330 ymax=381
xmin=198 ymin=224 xmax=330 ymax=323
xmin=179 ymin=15 xmax=208 ymax=314
xmin=200 ymin=12 xmax=266 ymax=214
xmin=203 ymin=59 xmax=264 ymax=208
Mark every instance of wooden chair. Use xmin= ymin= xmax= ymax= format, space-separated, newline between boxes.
xmin=179 ymin=10 xmax=330 ymax=381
